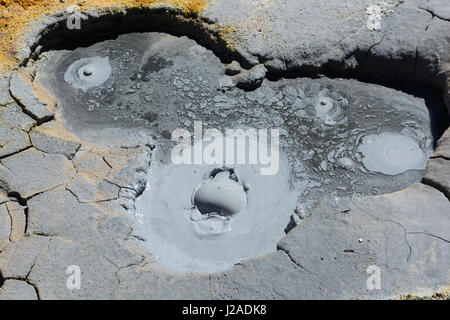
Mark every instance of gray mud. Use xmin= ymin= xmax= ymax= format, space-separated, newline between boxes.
xmin=34 ymin=32 xmax=448 ymax=273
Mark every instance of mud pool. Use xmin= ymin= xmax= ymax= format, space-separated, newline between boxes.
xmin=34 ymin=32 xmax=449 ymax=273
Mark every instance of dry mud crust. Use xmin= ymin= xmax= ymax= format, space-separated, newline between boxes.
xmin=0 ymin=0 xmax=449 ymax=299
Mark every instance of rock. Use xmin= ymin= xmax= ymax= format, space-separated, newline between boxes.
xmin=294 ymin=200 xmax=317 ymax=219
xmin=4 ymin=201 xmax=26 ymax=241
xmin=278 ymin=183 xmax=450 ymax=299
xmin=67 ymin=174 xmax=119 ymax=203
xmin=423 ymin=157 xmax=450 ymax=198
xmin=103 ymin=147 xmax=151 ymax=171
xmin=30 ymin=121 xmax=81 ymax=159
xmin=0 ymin=102 xmax=35 ymax=158
xmin=94 ymin=238 xmax=143 ymax=271
xmin=94 ymin=197 xmax=135 ymax=217
xmin=225 ymin=61 xmax=242 ymax=76
xmin=27 ymin=187 xmax=102 ymax=239
xmin=113 ymin=265 xmax=211 ymax=299
xmin=0 ymin=235 xmax=50 ymax=278
xmin=407 ymin=0 xmax=450 ymax=20
xmin=0 ymin=191 xmax=7 ymax=204
xmin=0 ymin=126 xmax=31 ymax=158
xmin=432 ymin=127 xmax=450 ymax=159
xmin=0 ymin=148 xmax=76 ymax=198
xmin=27 ymin=237 xmax=118 ymax=299
xmin=9 ymin=71 xmax=54 ymax=122
xmin=142 ymin=111 xmax=158 ymax=123
xmin=443 ymin=63 xmax=450 ymax=113
xmin=336 ymin=157 xmax=355 ymax=170
xmin=0 ymin=73 xmax=13 ymax=106
xmin=284 ymin=213 xmax=301 ymax=233
xmin=1 ymin=102 xmax=36 ymax=132
xmin=234 ymin=64 xmax=267 ymax=90
xmin=366 ymin=3 xmax=432 ymax=81
xmin=210 ymin=251 xmax=332 ymax=299
xmin=97 ymin=214 xmax=133 ymax=241
xmin=0 ymin=203 xmax=11 ymax=251
xmin=0 ymin=280 xmax=38 ymax=300
xmin=217 ymin=75 xmax=235 ymax=91
xmin=72 ymin=147 xmax=111 ymax=179
xmin=417 ymin=17 xmax=450 ymax=85
xmin=104 ymin=146 xmax=151 ymax=193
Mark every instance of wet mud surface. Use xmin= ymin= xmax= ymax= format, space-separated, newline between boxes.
xmin=34 ymin=32 xmax=449 ymax=273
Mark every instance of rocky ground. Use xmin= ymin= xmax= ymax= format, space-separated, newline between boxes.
xmin=0 ymin=0 xmax=449 ymax=299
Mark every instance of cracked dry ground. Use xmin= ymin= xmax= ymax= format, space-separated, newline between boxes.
xmin=0 ymin=0 xmax=450 ymax=299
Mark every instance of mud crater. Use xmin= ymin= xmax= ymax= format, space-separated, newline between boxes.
xmin=32 ymin=31 xmax=449 ymax=273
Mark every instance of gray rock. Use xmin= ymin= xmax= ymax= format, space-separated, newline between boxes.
xmin=366 ymin=3 xmax=432 ymax=81
xmin=423 ymin=157 xmax=450 ymax=198
xmin=278 ymin=183 xmax=450 ymax=298
xmin=336 ymin=157 xmax=355 ymax=170
xmin=27 ymin=237 xmax=118 ymax=300
xmin=206 ymin=0 xmax=448 ymax=89
xmin=0 ymin=126 xmax=31 ymax=158
xmin=417 ymin=17 xmax=450 ymax=84
xmin=0 ymin=190 xmax=7 ymax=204
xmin=225 ymin=61 xmax=242 ymax=76
xmin=72 ymin=148 xmax=111 ymax=179
xmin=210 ymin=251 xmax=333 ymax=299
xmin=4 ymin=201 xmax=26 ymax=241
xmin=97 ymin=214 xmax=133 ymax=241
xmin=284 ymin=213 xmax=302 ymax=233
xmin=30 ymin=122 xmax=81 ymax=159
xmin=433 ymin=127 xmax=450 ymax=159
xmin=0 ymin=103 xmax=35 ymax=158
xmin=0 ymin=148 xmax=76 ymax=199
xmin=27 ymin=187 xmax=102 ymax=240
xmin=113 ymin=265 xmax=211 ymax=299
xmin=96 ymin=214 xmax=145 ymax=268
xmin=67 ymin=174 xmax=119 ymax=203
xmin=0 ymin=204 xmax=11 ymax=251
xmin=234 ymin=64 xmax=267 ymax=90
xmin=0 ymin=103 xmax=36 ymax=132
xmin=0 ymin=235 xmax=50 ymax=278
xmin=0 ymin=280 xmax=38 ymax=300
xmin=9 ymin=71 xmax=54 ymax=122
xmin=104 ymin=147 xmax=151 ymax=192
xmin=217 ymin=75 xmax=235 ymax=91
xmin=406 ymin=0 xmax=450 ymax=20
xmin=94 ymin=197 xmax=136 ymax=217
xmin=405 ymin=231 xmax=450 ymax=295
xmin=0 ymin=73 xmax=13 ymax=106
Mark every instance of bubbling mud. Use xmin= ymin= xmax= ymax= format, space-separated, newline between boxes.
xmin=358 ymin=132 xmax=428 ymax=175
xmin=33 ymin=32 xmax=449 ymax=274
xmin=314 ymin=95 xmax=347 ymax=127
xmin=135 ymin=151 xmax=298 ymax=273
xmin=193 ymin=168 xmax=248 ymax=217
xmin=64 ymin=56 xmax=112 ymax=91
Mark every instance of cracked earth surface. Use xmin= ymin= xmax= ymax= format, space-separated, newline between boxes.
xmin=0 ymin=0 xmax=449 ymax=299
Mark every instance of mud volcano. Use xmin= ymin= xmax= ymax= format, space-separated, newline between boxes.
xmin=33 ymin=32 xmax=448 ymax=273
xmin=1 ymin=0 xmax=449 ymax=300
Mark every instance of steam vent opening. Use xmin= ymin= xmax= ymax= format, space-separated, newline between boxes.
xmin=32 ymin=30 xmax=449 ymax=274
